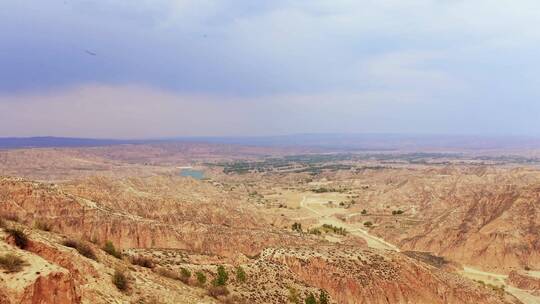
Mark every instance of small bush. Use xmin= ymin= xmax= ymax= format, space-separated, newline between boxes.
xmin=34 ymin=220 xmax=52 ymax=232
xmin=361 ymin=209 xmax=367 ymax=215
xmin=196 ymin=271 xmax=207 ymax=286
xmin=0 ymin=213 xmax=20 ymax=223
xmin=156 ymin=267 xmax=180 ymax=280
xmin=288 ymin=287 xmax=300 ymax=304
xmin=112 ymin=269 xmax=129 ymax=291
xmin=525 ymin=266 xmax=531 ymax=271
xmin=319 ymin=290 xmax=329 ymax=304
xmin=62 ymin=239 xmax=97 ymax=261
xmin=392 ymin=210 xmax=404 ymax=215
xmin=363 ymin=221 xmax=373 ymax=228
xmin=130 ymin=255 xmax=154 ymax=268
xmin=305 ymin=293 xmax=317 ymax=304
xmin=180 ymin=267 xmax=191 ymax=283
xmin=292 ymin=222 xmax=302 ymax=233
xmin=212 ymin=265 xmax=229 ymax=286
xmin=0 ymin=254 xmax=27 ymax=273
xmin=207 ymin=285 xmax=229 ymax=298
xmin=309 ymin=228 xmax=321 ymax=235
xmin=235 ymin=266 xmax=246 ymax=283
xmin=102 ymin=241 xmax=122 ymax=259
xmin=6 ymin=228 xmax=28 ymax=249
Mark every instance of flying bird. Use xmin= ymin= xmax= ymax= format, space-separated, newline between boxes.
xmin=85 ymin=50 xmax=97 ymax=56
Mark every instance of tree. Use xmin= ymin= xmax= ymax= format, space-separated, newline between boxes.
xmin=213 ymin=265 xmax=229 ymax=286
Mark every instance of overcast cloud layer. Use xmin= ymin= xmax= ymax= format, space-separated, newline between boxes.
xmin=1 ymin=0 xmax=539 ymax=138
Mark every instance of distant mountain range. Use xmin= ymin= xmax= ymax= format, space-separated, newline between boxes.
xmin=1 ymin=134 xmax=539 ymax=151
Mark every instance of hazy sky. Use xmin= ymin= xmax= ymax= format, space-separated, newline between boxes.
xmin=1 ymin=0 xmax=539 ymax=138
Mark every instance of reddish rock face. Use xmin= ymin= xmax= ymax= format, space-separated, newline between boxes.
xmin=508 ymin=271 xmax=540 ymax=292
xmin=19 ymin=272 xmax=80 ymax=304
xmin=259 ymin=246 xmax=516 ymax=304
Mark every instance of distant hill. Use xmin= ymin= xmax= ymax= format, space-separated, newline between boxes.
xmin=1 ymin=134 xmax=539 ymax=151
xmin=0 ymin=137 xmax=142 ymax=149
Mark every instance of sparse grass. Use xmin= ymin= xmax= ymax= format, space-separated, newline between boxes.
xmin=5 ymin=228 xmax=28 ymax=249
xmin=130 ymin=255 xmax=154 ymax=268
xmin=34 ymin=220 xmax=52 ymax=232
xmin=62 ymin=239 xmax=97 ymax=261
xmin=112 ymin=269 xmax=129 ymax=291
xmin=102 ymin=240 xmax=122 ymax=259
xmin=0 ymin=254 xmax=28 ymax=273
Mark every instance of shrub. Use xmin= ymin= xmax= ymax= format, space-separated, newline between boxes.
xmin=288 ymin=287 xmax=300 ymax=304
xmin=130 ymin=255 xmax=154 ymax=268
xmin=319 ymin=290 xmax=329 ymax=304
xmin=0 ymin=254 xmax=27 ymax=273
xmin=102 ymin=241 xmax=122 ymax=259
xmin=62 ymin=239 xmax=97 ymax=261
xmin=235 ymin=266 xmax=246 ymax=283
xmin=213 ymin=265 xmax=229 ymax=286
xmin=207 ymin=285 xmax=230 ymax=298
xmin=309 ymin=228 xmax=321 ymax=235
xmin=361 ymin=209 xmax=367 ymax=215
xmin=525 ymin=266 xmax=531 ymax=271
xmin=363 ymin=221 xmax=373 ymax=228
xmin=0 ymin=213 xmax=19 ymax=222
xmin=392 ymin=210 xmax=404 ymax=215
xmin=305 ymin=293 xmax=317 ymax=304
xmin=6 ymin=228 xmax=28 ymax=249
xmin=112 ymin=269 xmax=129 ymax=291
xmin=34 ymin=220 xmax=52 ymax=231
xmin=180 ymin=267 xmax=191 ymax=283
xmin=156 ymin=267 xmax=180 ymax=280
xmin=196 ymin=271 xmax=207 ymax=286
xmin=292 ymin=222 xmax=302 ymax=232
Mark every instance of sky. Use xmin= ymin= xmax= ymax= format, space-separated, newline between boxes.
xmin=0 ymin=0 xmax=539 ymax=138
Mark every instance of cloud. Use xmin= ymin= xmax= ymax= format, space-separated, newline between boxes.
xmin=0 ymin=1 xmax=539 ymax=136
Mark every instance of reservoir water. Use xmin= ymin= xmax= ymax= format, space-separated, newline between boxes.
xmin=179 ymin=169 xmax=205 ymax=180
